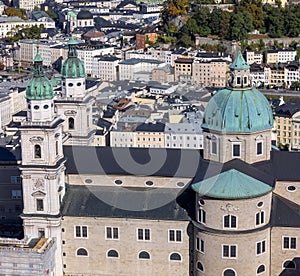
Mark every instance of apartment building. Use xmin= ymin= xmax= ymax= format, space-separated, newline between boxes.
xmin=285 ymin=62 xmax=299 ymax=88
xmin=77 ymin=45 xmax=115 ymax=76
xmin=269 ymin=63 xmax=285 ymax=88
xmin=13 ymin=0 xmax=47 ymax=10
xmin=152 ymin=65 xmax=174 ymax=83
xmin=0 ymin=16 xmax=54 ymax=39
xmin=174 ymin=58 xmax=193 ymax=83
xmin=274 ymin=98 xmax=300 ymax=150
xmin=266 ymin=48 xmax=296 ymax=64
xmin=165 ymin=123 xmax=203 ymax=150
xmin=135 ymin=122 xmax=165 ymax=148
xmin=92 ymin=56 xmax=120 ymax=80
xmin=192 ymin=59 xmax=228 ymax=87
xmin=119 ymin=59 xmax=163 ymax=81
xmin=245 ymin=50 xmax=263 ymax=65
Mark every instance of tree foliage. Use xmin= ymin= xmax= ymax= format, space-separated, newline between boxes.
xmin=4 ymin=7 xmax=26 ymax=18
xmin=6 ymin=26 xmax=41 ymax=42
xmin=161 ymin=0 xmax=300 ymax=46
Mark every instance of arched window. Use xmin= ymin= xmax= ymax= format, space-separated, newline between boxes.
xmin=76 ymin=248 xmax=88 ymax=256
xmin=169 ymin=252 xmax=181 ymax=261
xmin=68 ymin=117 xmax=74 ymax=130
xmin=107 ymin=249 xmax=119 ymax=258
xmin=138 ymin=251 xmax=150 ymax=259
xmin=223 ymin=269 xmax=236 ymax=276
xmin=255 ymin=211 xmax=265 ymax=226
xmin=283 ymin=260 xmax=296 ymax=269
xmin=34 ymin=145 xmax=41 ymax=158
xmin=197 ymin=261 xmax=204 ymax=272
xmin=257 ymin=264 xmax=265 ymax=274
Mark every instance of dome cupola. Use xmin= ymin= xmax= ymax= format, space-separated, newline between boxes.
xmin=26 ymin=51 xmax=54 ymax=101
xmin=61 ymin=37 xmax=85 ymax=79
xmin=202 ymin=51 xmax=273 ymax=133
xmin=202 ymin=50 xmax=273 ymax=164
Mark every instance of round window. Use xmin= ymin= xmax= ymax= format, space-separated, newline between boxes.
xmin=257 ymin=201 xmax=264 ymax=208
xmin=115 ymin=179 xmax=122 ymax=185
xmin=43 ymin=105 xmax=49 ymax=109
xmin=85 ymin=179 xmax=93 ymax=184
xmin=145 ymin=181 xmax=154 ymax=186
xmin=177 ymin=182 xmax=185 ymax=187
xmin=68 ymin=83 xmax=73 ymax=87
xmin=198 ymin=199 xmax=205 ymax=206
xmin=34 ymin=105 xmax=39 ymax=110
xmin=77 ymin=82 xmax=82 ymax=86
xmin=287 ymin=185 xmax=296 ymax=192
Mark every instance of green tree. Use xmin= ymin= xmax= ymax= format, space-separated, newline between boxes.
xmin=5 ymin=7 xmax=23 ymax=18
xmin=181 ymin=34 xmax=192 ymax=47
xmin=210 ymin=8 xmax=222 ymax=35
xmin=229 ymin=11 xmax=254 ymax=41
xmin=220 ymin=11 xmax=231 ymax=39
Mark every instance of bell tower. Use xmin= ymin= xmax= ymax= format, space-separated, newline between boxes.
xmin=55 ymin=37 xmax=95 ymax=145
xmin=20 ymin=51 xmax=65 ymax=275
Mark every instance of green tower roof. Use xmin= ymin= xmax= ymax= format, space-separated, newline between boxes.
xmin=61 ymin=37 xmax=85 ymax=78
xmin=34 ymin=51 xmax=43 ymax=63
xmin=230 ymin=50 xmax=250 ymax=70
xmin=26 ymin=52 xmax=54 ymax=100
xmin=192 ymin=169 xmax=273 ymax=199
xmin=202 ymin=87 xmax=274 ymax=133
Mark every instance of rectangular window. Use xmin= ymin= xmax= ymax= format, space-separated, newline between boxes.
xmin=256 ymin=240 xmax=266 ymax=255
xmin=211 ymin=140 xmax=217 ymax=155
xmin=198 ymin=209 xmax=206 ymax=224
xmin=106 ymin=227 xmax=119 ymax=240
xmin=36 ymin=199 xmax=44 ymax=211
xmin=137 ymin=228 xmax=150 ymax=241
xmin=222 ymin=245 xmax=237 ymax=258
xmin=169 ymin=229 xmax=182 ymax=242
xmin=224 ymin=215 xmax=237 ymax=228
xmin=232 ymin=144 xmax=241 ymax=157
xmin=11 ymin=176 xmax=21 ymax=184
xmin=11 ymin=190 xmax=22 ymax=199
xmin=200 ymin=239 xmax=204 ymax=253
xmin=283 ymin=237 xmax=297 ymax=249
xmin=257 ymin=141 xmax=263 ymax=155
xmin=75 ymin=226 xmax=88 ymax=238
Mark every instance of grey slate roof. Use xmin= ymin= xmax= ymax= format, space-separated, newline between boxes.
xmin=63 ymin=146 xmax=202 ymax=178
xmin=272 ymin=195 xmax=300 ymax=227
xmin=62 ymin=185 xmax=191 ymax=221
xmin=0 ymin=146 xmax=21 ymax=163
xmin=275 ymin=98 xmax=300 ymax=117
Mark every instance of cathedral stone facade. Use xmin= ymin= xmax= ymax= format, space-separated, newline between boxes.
xmin=0 ymin=47 xmax=299 ymax=276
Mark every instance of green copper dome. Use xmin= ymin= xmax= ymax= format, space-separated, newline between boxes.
xmin=26 ymin=52 xmax=54 ymax=100
xmin=202 ymin=50 xmax=273 ymax=133
xmin=202 ymin=87 xmax=274 ymax=133
xmin=61 ymin=37 xmax=85 ymax=78
xmin=192 ymin=169 xmax=273 ymax=199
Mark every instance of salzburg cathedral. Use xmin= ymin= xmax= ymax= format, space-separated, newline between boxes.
xmin=0 ymin=38 xmax=300 ymax=276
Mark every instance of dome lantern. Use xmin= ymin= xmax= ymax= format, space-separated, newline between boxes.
xmin=26 ymin=50 xmax=54 ymax=101
xmin=61 ymin=37 xmax=85 ymax=79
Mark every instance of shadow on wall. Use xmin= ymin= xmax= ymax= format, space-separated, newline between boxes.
xmin=279 ymin=258 xmax=300 ymax=276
